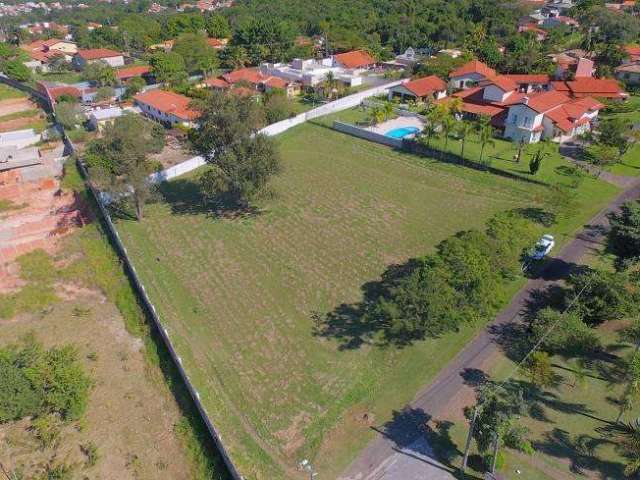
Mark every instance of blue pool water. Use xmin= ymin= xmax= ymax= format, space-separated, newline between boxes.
xmin=385 ymin=126 xmax=421 ymax=139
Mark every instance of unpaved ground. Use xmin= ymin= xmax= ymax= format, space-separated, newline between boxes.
xmin=0 ymin=293 xmax=194 ymax=479
xmin=0 ymin=97 xmax=36 ymax=117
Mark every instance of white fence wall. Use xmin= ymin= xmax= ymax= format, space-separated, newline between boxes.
xmin=333 ymin=121 xmax=404 ymax=148
xmin=149 ymin=155 xmax=206 ymax=183
xmin=149 ymin=79 xmax=407 ymax=182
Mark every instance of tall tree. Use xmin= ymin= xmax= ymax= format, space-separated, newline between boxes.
xmin=149 ymin=52 xmax=187 ymax=86
xmin=172 ymin=33 xmax=219 ymax=76
xmin=85 ymin=114 xmax=165 ymax=220
xmin=191 ymin=92 xmax=281 ymax=207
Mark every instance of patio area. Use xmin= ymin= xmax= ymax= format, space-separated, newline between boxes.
xmin=370 ymin=114 xmax=425 ymax=138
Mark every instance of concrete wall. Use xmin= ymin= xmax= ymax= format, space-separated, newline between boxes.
xmin=148 ymin=155 xmax=207 ymax=183
xmin=332 ymin=121 xmax=403 ymax=148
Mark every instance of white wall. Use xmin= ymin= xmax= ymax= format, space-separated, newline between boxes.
xmin=449 ymin=73 xmax=486 ymax=90
xmin=483 ymin=85 xmax=511 ymax=103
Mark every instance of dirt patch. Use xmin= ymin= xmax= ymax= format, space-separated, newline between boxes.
xmin=274 ymin=411 xmax=312 ymax=457
xmin=0 ymin=113 xmax=45 ymax=133
xmin=0 ymin=296 xmax=193 ymax=480
xmin=149 ymin=132 xmax=193 ymax=169
xmin=0 ymin=97 xmax=37 ymax=116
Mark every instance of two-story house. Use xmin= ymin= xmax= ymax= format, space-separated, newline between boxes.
xmin=133 ymin=90 xmax=199 ymax=128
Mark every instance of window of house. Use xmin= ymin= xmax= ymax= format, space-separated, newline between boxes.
xmin=524 ymin=116 xmax=531 ymax=128
xmin=513 ymin=114 xmax=518 ymax=125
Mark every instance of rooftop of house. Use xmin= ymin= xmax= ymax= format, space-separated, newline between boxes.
xmin=552 ymin=78 xmax=627 ymax=98
xmin=133 ymin=89 xmax=199 ymax=120
xmin=206 ymin=38 xmax=228 ymax=49
xmin=616 ymin=62 xmax=640 ymax=74
xmin=222 ymin=67 xmax=264 ymax=85
xmin=502 ymin=74 xmax=552 ymax=84
xmin=115 ymin=65 xmax=151 ymax=80
xmin=449 ymin=60 xmax=497 ymax=79
xmin=90 ymin=106 xmax=123 ymax=120
xmin=485 ymin=75 xmax=518 ymax=92
xmin=76 ymin=48 xmax=123 ymax=60
xmin=402 ymin=75 xmax=447 ymax=96
xmin=333 ymin=50 xmax=376 ymax=69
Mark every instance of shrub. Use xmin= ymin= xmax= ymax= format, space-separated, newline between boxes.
xmin=32 ymin=414 xmax=63 ymax=449
xmin=531 ymin=307 xmax=600 ymax=356
xmin=81 ymin=441 xmax=99 ymax=467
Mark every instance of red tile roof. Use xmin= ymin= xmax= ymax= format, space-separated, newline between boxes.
xmin=402 ymin=75 xmax=447 ymax=97
xmin=50 ymin=86 xmax=82 ymax=100
xmin=134 ymin=89 xmax=199 ymax=121
xmin=625 ymin=45 xmax=640 ymax=60
xmin=555 ymin=78 xmax=627 ymax=98
xmin=115 ymin=65 xmax=151 ymax=80
xmin=206 ymin=38 xmax=227 ymax=49
xmin=203 ymin=77 xmax=230 ymax=89
xmin=520 ymin=23 xmax=548 ymax=36
xmin=575 ymin=58 xmax=595 ymax=78
xmin=262 ymin=76 xmax=290 ymax=89
xmin=486 ymin=75 xmax=518 ymax=92
xmin=524 ymin=91 xmax=572 ymax=113
xmin=449 ymin=60 xmax=497 ymax=79
xmin=502 ymin=74 xmax=551 ymax=84
xmin=222 ymin=68 xmax=263 ymax=85
xmin=232 ymin=86 xmax=258 ymax=97
xmin=77 ymin=48 xmax=123 ymax=60
xmin=333 ymin=50 xmax=376 ymax=69
xmin=460 ymin=102 xmax=504 ymax=116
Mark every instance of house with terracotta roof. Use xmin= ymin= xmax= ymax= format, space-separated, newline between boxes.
xmin=502 ymin=74 xmax=552 ymax=93
xmin=133 ymin=90 xmax=199 ymax=128
xmin=332 ymin=50 xmax=377 ymax=70
xmin=518 ymin=23 xmax=548 ymax=41
xmin=388 ymin=76 xmax=447 ymax=102
xmin=551 ymin=78 xmax=628 ymax=99
xmin=72 ymin=49 xmax=125 ymax=70
xmin=625 ymin=45 xmax=640 ymax=62
xmin=449 ymin=60 xmax=497 ymax=90
xmin=115 ymin=65 xmax=152 ymax=83
xmin=259 ymin=57 xmax=366 ymax=88
xmin=206 ymin=38 xmax=228 ymax=49
xmin=615 ymin=62 xmax=640 ymax=86
xmin=21 ymin=39 xmax=77 ymax=71
xmin=504 ymin=92 xmax=603 ymax=143
xmin=550 ymin=52 xmax=595 ymax=80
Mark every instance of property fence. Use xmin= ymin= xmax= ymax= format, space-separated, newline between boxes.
xmin=333 ymin=121 xmax=404 ymax=148
xmin=148 ymin=155 xmax=206 ymax=183
xmin=147 ymin=79 xmax=408 ymax=182
xmin=0 ymin=74 xmax=53 ymax=112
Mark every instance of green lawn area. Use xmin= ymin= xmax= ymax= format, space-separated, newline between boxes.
xmin=599 ymin=95 xmax=640 ymax=177
xmin=0 ymin=108 xmax=41 ymax=122
xmin=0 ymin=83 xmax=26 ymax=100
xmin=114 ymin=121 xmax=618 ymax=479
xmin=33 ymin=70 xmax=84 ymax=84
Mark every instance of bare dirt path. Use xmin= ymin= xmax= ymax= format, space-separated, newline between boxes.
xmin=340 ymin=176 xmax=640 ymax=480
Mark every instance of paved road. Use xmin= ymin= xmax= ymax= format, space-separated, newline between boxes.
xmin=340 ymin=178 xmax=640 ymax=480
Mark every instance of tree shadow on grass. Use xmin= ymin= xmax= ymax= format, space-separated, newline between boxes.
xmin=157 ymin=177 xmax=262 ymax=220
xmin=313 ymin=258 xmax=425 ymax=349
xmin=371 ymin=407 xmax=461 ymax=472
xmin=512 ymin=207 xmax=556 ymax=227
xmin=533 ymin=428 xmax=625 ymax=478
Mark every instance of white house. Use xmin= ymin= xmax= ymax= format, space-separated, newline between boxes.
xmin=503 ymin=92 xmax=603 ymax=143
xmin=88 ymin=107 xmax=123 ymax=131
xmin=388 ymin=75 xmax=447 ymax=102
xmin=73 ymin=49 xmax=125 ymax=70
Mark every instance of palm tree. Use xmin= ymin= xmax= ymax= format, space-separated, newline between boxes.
xmin=456 ymin=121 xmax=474 ymax=164
xmin=422 ymin=107 xmax=442 ymax=149
xmin=441 ymin=115 xmax=455 ymax=157
xmin=324 ymin=71 xmax=338 ymax=99
xmin=383 ymin=101 xmax=394 ymax=121
xmin=569 ymin=358 xmax=589 ymax=389
xmin=478 ymin=123 xmax=495 ymax=169
xmin=369 ymin=106 xmax=384 ymax=126
xmin=600 ymin=418 xmax=640 ymax=477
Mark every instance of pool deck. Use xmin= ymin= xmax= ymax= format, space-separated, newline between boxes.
xmin=372 ymin=115 xmax=424 ymax=136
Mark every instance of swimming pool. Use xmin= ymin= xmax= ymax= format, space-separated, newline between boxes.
xmin=385 ymin=126 xmax=421 ymax=139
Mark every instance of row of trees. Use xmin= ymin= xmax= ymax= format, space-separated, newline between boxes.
xmin=366 ymin=211 xmax=539 ymax=344
xmin=464 ymin=198 xmax=640 ymax=475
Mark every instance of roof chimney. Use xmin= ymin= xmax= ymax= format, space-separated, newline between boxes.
xmin=522 ymin=96 xmax=530 ymax=105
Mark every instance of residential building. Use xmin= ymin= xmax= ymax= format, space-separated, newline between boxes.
xmin=332 ymin=50 xmax=377 ymax=70
xmin=518 ymin=23 xmax=548 ymax=41
xmin=115 ymin=65 xmax=152 ymax=83
xmin=449 ymin=60 xmax=497 ymax=90
xmin=502 ymin=74 xmax=552 ymax=93
xmin=133 ymin=90 xmax=199 ymax=128
xmin=615 ymin=62 xmax=640 ymax=85
xmin=625 ymin=45 xmax=640 ymax=62
xmin=72 ymin=49 xmax=125 ymax=70
xmin=383 ymin=47 xmax=426 ymax=69
xmin=88 ymin=107 xmax=123 ymax=131
xmin=388 ymin=76 xmax=447 ymax=102
xmin=551 ymin=78 xmax=628 ymax=99
xmin=20 ymin=38 xmax=77 ymax=71
xmin=0 ymin=129 xmax=41 ymax=149
xmin=206 ymin=38 xmax=228 ymax=49
xmin=504 ymin=93 xmax=603 ymax=143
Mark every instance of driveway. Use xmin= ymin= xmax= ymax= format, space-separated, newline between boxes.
xmin=339 ymin=176 xmax=640 ymax=480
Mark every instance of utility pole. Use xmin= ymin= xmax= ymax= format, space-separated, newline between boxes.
xmin=461 ymin=404 xmax=479 ymax=474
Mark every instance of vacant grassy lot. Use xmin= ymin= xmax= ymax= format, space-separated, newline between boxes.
xmin=115 ymin=121 xmax=618 ymax=478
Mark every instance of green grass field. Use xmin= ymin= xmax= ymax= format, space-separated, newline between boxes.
xmin=114 ymin=121 xmax=618 ymax=478
xmin=0 ymin=83 xmax=26 ymax=100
